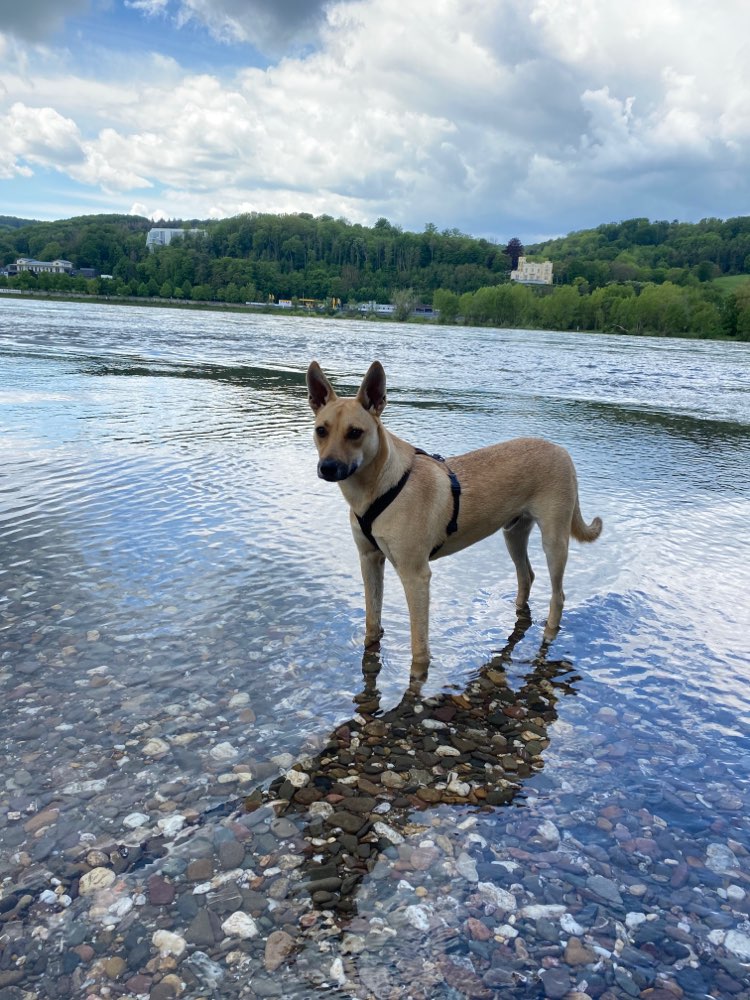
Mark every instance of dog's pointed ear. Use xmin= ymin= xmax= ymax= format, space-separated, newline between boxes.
xmin=307 ymin=361 xmax=337 ymax=413
xmin=357 ymin=361 xmax=387 ymax=415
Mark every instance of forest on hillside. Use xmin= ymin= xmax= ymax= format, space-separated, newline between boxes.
xmin=1 ymin=212 xmax=749 ymax=339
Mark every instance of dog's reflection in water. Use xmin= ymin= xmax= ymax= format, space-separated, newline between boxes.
xmin=251 ymin=612 xmax=579 ymax=915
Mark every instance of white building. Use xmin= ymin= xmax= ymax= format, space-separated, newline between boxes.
xmin=146 ymin=228 xmax=207 ymax=250
xmin=13 ymin=257 xmax=74 ymax=275
xmin=510 ymin=257 xmax=553 ymax=285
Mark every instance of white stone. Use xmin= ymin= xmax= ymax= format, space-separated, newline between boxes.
xmin=706 ymin=842 xmax=738 ymax=874
xmin=537 ymin=820 xmax=561 ymax=846
xmin=436 ymin=745 xmax=461 ymax=757
xmin=142 ymin=738 xmax=170 ymax=757
xmin=79 ymin=867 xmax=116 ymax=895
xmin=560 ymin=912 xmax=586 ymax=935
xmin=476 ymin=882 xmax=517 ymax=913
xmin=447 ymin=776 xmax=471 ymax=797
xmin=210 ymin=741 xmax=239 ymax=762
xmin=61 ymin=779 xmax=107 ymax=794
xmin=456 ymin=852 xmax=479 ymax=883
xmin=285 ymin=769 xmax=310 ymax=788
xmin=39 ymin=890 xmax=57 ymax=905
xmin=726 ymin=884 xmax=746 ymax=902
xmin=122 ymin=812 xmax=150 ymax=829
xmin=228 ymin=692 xmax=250 ymax=707
xmin=373 ymin=821 xmax=404 ymax=845
xmin=152 ymin=930 xmax=187 ymax=957
xmin=309 ymin=801 xmax=334 ymax=819
xmin=496 ymin=923 xmax=518 ymax=939
xmin=518 ymin=904 xmax=566 ymax=920
xmin=157 ymin=814 xmax=186 ymax=837
xmin=330 ymin=956 xmax=346 ymax=986
xmin=625 ymin=912 xmax=647 ymax=930
xmin=403 ymin=904 xmax=432 ymax=931
xmin=221 ymin=911 xmax=259 ymax=940
xmin=724 ymin=930 xmax=750 ymax=960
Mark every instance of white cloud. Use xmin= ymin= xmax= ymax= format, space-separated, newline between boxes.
xmin=2 ymin=0 xmax=750 ymax=234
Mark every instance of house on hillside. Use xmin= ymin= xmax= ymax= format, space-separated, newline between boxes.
xmin=11 ymin=258 xmax=74 ymax=275
xmin=146 ymin=227 xmax=207 ymax=250
xmin=510 ymin=257 xmax=553 ymax=285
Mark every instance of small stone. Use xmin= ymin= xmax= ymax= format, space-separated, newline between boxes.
xmin=23 ymin=808 xmax=60 ymax=833
xmin=586 ymin=874 xmax=622 ymax=904
xmin=564 ymin=937 xmax=596 ymax=966
xmin=706 ymin=843 xmax=739 ymax=874
xmin=152 ymin=930 xmax=187 ymax=957
xmin=373 ymin=821 xmax=404 ymax=845
xmin=537 ymin=819 xmax=560 ymax=846
xmin=210 ymin=741 xmax=239 ymax=762
xmin=264 ymin=929 xmax=295 ymax=971
xmin=456 ymin=852 xmax=479 ymax=882
xmin=79 ymin=867 xmax=116 ymax=895
xmin=518 ymin=904 xmax=566 ymax=920
xmin=218 ymin=839 xmax=245 ymax=870
xmin=477 ymin=882 xmax=517 ymax=913
xmin=560 ymin=912 xmax=586 ymax=935
xmin=540 ymin=966 xmax=570 ymax=998
xmin=187 ymin=857 xmax=214 ymax=881
xmin=103 ymin=956 xmax=126 ymax=980
xmin=221 ymin=911 xmax=259 ymax=940
xmin=123 ymin=812 xmax=150 ymax=829
xmin=187 ymin=908 xmax=220 ymax=946
xmin=157 ymin=814 xmax=186 ymax=837
xmin=724 ymin=930 xmax=750 ymax=960
xmin=403 ymin=905 xmax=432 ymax=931
xmin=147 ymin=874 xmax=175 ymax=906
xmin=466 ymin=917 xmax=492 ymax=941
xmin=184 ymin=951 xmax=225 ymax=988
xmin=285 ymin=769 xmax=309 ymax=788
xmin=142 ymin=738 xmax=170 ymax=757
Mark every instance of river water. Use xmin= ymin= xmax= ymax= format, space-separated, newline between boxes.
xmin=1 ymin=298 xmax=749 ymax=999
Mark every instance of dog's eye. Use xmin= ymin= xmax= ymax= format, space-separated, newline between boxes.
xmin=315 ymin=426 xmax=328 ymax=438
xmin=346 ymin=427 xmax=364 ymax=441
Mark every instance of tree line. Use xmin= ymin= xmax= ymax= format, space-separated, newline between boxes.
xmin=1 ymin=211 xmax=749 ymax=339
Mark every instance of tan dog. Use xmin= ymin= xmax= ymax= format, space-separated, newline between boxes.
xmin=307 ymin=360 xmax=602 ymax=664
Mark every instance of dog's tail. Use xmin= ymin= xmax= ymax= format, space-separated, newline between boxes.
xmin=571 ymin=500 xmax=603 ymax=543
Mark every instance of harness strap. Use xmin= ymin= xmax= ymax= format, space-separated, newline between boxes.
xmin=355 ymin=466 xmax=411 ymax=551
xmin=357 ymin=448 xmax=462 ymax=557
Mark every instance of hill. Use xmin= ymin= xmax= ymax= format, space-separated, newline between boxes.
xmin=0 ymin=215 xmax=38 ymax=229
xmin=1 ymin=211 xmax=748 ymax=339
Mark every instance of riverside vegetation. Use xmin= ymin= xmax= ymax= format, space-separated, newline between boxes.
xmin=1 ymin=211 xmax=749 ymax=339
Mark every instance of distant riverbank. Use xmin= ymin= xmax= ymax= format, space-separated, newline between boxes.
xmin=0 ymin=286 xmax=743 ymax=340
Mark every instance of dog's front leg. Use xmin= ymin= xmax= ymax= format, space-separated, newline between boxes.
xmin=399 ymin=562 xmax=432 ymax=665
xmin=359 ymin=547 xmax=386 ymax=648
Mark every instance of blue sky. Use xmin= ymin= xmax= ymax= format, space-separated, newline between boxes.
xmin=1 ymin=0 xmax=749 ymax=242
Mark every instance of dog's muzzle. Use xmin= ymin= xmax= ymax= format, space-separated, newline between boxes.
xmin=318 ymin=459 xmax=357 ymax=482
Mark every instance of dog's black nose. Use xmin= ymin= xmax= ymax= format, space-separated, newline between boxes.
xmin=318 ymin=459 xmax=351 ymax=482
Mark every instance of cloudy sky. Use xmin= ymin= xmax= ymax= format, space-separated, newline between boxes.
xmin=1 ymin=0 xmax=748 ymax=241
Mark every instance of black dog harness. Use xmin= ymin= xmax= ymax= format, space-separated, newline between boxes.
xmin=355 ymin=448 xmax=461 ymax=559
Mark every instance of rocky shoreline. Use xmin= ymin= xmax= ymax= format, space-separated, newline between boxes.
xmin=3 ymin=634 xmax=750 ymax=999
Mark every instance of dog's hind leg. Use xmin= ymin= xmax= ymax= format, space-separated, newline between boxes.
xmin=539 ymin=524 xmax=569 ymax=642
xmin=502 ymin=514 xmax=535 ymax=609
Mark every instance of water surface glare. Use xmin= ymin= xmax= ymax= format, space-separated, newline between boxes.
xmin=1 ymin=299 xmax=750 ymax=999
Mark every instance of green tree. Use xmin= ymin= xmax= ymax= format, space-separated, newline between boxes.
xmin=433 ymin=288 xmax=460 ymax=323
xmin=392 ymin=287 xmax=417 ymax=321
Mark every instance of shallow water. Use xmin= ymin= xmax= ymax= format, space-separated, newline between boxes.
xmin=1 ymin=298 xmax=750 ymax=999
